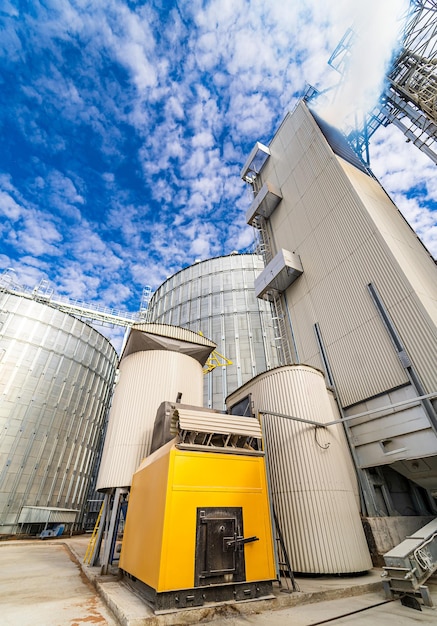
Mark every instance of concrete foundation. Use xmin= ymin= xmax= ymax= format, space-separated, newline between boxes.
xmin=363 ymin=516 xmax=436 ymax=566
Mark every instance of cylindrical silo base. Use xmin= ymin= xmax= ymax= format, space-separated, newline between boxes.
xmin=227 ymin=365 xmax=372 ymax=574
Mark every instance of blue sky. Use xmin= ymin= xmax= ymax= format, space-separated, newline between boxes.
xmin=0 ymin=0 xmax=436 ymax=348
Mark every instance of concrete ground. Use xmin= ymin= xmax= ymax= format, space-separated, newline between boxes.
xmin=0 ymin=535 xmax=436 ymax=626
xmin=0 ymin=540 xmax=118 ymax=626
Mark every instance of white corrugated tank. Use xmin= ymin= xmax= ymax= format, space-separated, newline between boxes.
xmin=96 ymin=325 xmax=214 ymax=490
xmin=226 ymin=364 xmax=372 ymax=574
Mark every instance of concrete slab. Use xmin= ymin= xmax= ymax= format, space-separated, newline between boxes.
xmin=2 ymin=535 xmax=436 ymax=626
xmin=206 ymin=587 xmax=437 ymax=625
xmin=0 ymin=540 xmax=118 ymax=626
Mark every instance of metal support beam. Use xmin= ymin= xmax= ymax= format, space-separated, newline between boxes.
xmin=367 ymin=282 xmax=437 ymax=436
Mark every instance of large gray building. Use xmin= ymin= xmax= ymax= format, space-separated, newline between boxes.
xmin=146 ymin=253 xmax=279 ymax=409
xmin=240 ymin=100 xmax=437 ymax=544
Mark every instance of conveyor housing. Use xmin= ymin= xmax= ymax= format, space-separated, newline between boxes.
xmin=382 ymin=518 xmax=437 ymax=606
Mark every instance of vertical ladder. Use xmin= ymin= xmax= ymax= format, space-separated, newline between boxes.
xmin=270 ymin=291 xmax=292 ymax=366
xmin=252 ymin=215 xmax=273 ymax=265
xmin=273 ymin=509 xmax=299 ymax=592
xmin=84 ymin=502 xmax=104 ymax=565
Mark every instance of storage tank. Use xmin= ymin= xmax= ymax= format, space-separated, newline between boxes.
xmin=146 ymin=253 xmax=279 ymax=410
xmin=226 ymin=364 xmax=372 ymax=574
xmin=0 ymin=291 xmax=118 ymax=534
xmin=96 ymin=323 xmax=215 ymax=490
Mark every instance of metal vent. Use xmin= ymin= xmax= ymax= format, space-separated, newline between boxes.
xmin=171 ymin=407 xmax=263 ymax=454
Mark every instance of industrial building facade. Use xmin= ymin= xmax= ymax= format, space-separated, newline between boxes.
xmin=146 ymin=254 xmax=279 ymax=409
xmin=241 ymin=100 xmax=437 ymax=523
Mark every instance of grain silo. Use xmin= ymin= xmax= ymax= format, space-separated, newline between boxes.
xmin=0 ymin=291 xmax=118 ymax=535
xmin=227 ymin=365 xmax=372 ymax=574
xmin=146 ymin=253 xmax=279 ymax=410
xmin=96 ymin=323 xmax=215 ymax=491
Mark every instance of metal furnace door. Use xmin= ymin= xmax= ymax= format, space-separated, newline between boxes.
xmin=195 ymin=507 xmax=246 ymax=586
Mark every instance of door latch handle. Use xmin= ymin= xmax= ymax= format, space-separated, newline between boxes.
xmin=225 ymin=534 xmax=259 ymax=551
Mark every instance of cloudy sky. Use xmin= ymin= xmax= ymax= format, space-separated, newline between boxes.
xmin=0 ymin=0 xmax=436 ymax=349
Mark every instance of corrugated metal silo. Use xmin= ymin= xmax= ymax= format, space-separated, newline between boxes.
xmin=226 ymin=364 xmax=372 ymax=574
xmin=96 ymin=323 xmax=215 ymax=491
xmin=0 ymin=291 xmax=118 ymax=534
xmin=146 ymin=253 xmax=279 ymax=410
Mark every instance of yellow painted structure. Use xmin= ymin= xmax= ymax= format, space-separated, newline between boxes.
xmin=119 ymin=440 xmax=276 ymax=594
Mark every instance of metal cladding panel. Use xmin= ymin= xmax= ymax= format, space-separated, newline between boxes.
xmin=18 ymin=506 xmax=78 ymax=524
xmin=252 ymin=101 xmax=436 ymax=407
xmin=254 ymin=249 xmax=303 ymax=299
xmin=246 ymin=181 xmax=282 ymax=223
xmin=0 ymin=292 xmax=117 ymax=532
xmin=226 ymin=365 xmax=372 ymax=574
xmin=96 ymin=350 xmax=203 ymax=490
xmin=147 ymin=254 xmax=279 ymax=410
xmin=175 ymin=408 xmax=263 ymax=438
xmin=309 ymin=108 xmax=370 ymax=174
xmin=128 ymin=323 xmax=216 ymax=351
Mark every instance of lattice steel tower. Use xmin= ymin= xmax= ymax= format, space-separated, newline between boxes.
xmin=349 ymin=0 xmax=437 ymax=164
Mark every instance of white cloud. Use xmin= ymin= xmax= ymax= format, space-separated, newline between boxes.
xmin=0 ymin=191 xmax=23 ymax=220
xmin=370 ymin=123 xmax=437 ymax=256
xmin=0 ymin=0 xmax=434 ymax=327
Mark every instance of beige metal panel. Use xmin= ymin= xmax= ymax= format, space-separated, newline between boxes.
xmin=226 ymin=365 xmax=371 ymax=574
xmin=255 ymin=101 xmax=435 ymax=407
xmin=341 ymin=158 xmax=437 ymax=317
xmin=328 ymin=316 xmax=408 ymax=407
xmin=388 ymin=297 xmax=437 ymax=394
xmin=96 ymin=350 xmax=203 ymax=490
xmin=274 ymin=112 xmax=294 ymax=152
xmin=288 ymin=294 xmax=321 ymax=368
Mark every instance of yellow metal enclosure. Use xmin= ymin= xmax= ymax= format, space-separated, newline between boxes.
xmin=119 ymin=439 xmax=276 ymax=609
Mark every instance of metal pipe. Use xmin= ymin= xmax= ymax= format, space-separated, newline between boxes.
xmin=259 ymin=391 xmax=437 ymax=427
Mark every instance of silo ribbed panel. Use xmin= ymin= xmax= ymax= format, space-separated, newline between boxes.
xmin=0 ymin=292 xmax=118 ymax=533
xmin=96 ymin=350 xmax=203 ymax=490
xmin=227 ymin=365 xmax=372 ymax=574
xmin=146 ymin=254 xmax=279 ymax=410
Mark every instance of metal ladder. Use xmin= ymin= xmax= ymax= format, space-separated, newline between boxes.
xmin=270 ymin=291 xmax=293 ymax=366
xmin=83 ymin=502 xmax=104 ymax=565
xmin=252 ymin=215 xmax=273 ymax=265
xmin=273 ymin=509 xmax=298 ymax=592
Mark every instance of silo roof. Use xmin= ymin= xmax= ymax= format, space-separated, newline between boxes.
xmin=122 ymin=323 xmax=216 ymax=365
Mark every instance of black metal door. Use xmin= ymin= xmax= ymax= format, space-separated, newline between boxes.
xmin=194 ymin=507 xmax=246 ymax=586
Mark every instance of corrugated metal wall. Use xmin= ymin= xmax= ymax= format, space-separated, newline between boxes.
xmin=96 ymin=350 xmax=203 ymax=490
xmin=227 ymin=365 xmax=372 ymax=574
xmin=257 ymin=101 xmax=437 ymax=409
xmin=146 ymin=254 xmax=279 ymax=409
xmin=0 ymin=292 xmax=118 ymax=533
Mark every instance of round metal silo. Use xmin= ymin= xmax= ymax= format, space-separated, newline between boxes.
xmin=146 ymin=253 xmax=279 ymax=410
xmin=0 ymin=291 xmax=118 ymax=534
xmin=226 ymin=364 xmax=372 ymax=574
xmin=96 ymin=323 xmax=215 ymax=491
